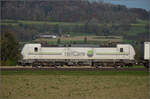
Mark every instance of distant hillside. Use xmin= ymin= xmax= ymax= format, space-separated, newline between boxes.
xmin=1 ymin=0 xmax=149 ymax=43
xmin=1 ymin=0 xmax=149 ymax=24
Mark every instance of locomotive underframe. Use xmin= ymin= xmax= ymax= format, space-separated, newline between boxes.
xmin=18 ymin=59 xmax=135 ymax=67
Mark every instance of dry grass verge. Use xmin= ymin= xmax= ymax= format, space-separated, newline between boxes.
xmin=0 ymin=74 xmax=149 ymax=99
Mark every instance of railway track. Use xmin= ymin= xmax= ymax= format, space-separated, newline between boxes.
xmin=0 ymin=67 xmax=149 ymax=71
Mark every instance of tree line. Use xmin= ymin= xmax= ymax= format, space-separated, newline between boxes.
xmin=1 ymin=0 xmax=149 ymax=24
xmin=0 ymin=29 xmax=20 ymax=66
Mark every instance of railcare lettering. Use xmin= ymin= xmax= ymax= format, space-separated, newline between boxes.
xmin=65 ymin=51 xmax=85 ymax=56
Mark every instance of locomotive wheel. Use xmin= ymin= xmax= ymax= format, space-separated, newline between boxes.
xmin=32 ymin=62 xmax=39 ymax=67
xmin=144 ymin=63 xmax=149 ymax=68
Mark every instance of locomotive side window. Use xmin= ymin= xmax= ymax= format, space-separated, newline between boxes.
xmin=120 ymin=48 xmax=123 ymax=52
xmin=34 ymin=47 xmax=38 ymax=52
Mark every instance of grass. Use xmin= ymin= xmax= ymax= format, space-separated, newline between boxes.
xmin=127 ymin=25 xmax=148 ymax=36
xmin=1 ymin=70 xmax=148 ymax=76
xmin=127 ymin=19 xmax=149 ymax=36
xmin=0 ymin=19 xmax=84 ymax=26
xmin=0 ymin=71 xmax=149 ymax=99
xmin=1 ymin=19 xmax=149 ymax=38
xmin=1 ymin=19 xmax=149 ymax=26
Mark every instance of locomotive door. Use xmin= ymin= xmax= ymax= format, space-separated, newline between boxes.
xmin=117 ymin=46 xmax=129 ymax=60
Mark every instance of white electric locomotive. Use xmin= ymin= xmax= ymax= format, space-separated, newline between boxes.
xmin=19 ymin=43 xmax=136 ymax=67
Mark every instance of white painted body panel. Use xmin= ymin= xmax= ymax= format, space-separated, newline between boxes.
xmin=21 ymin=43 xmax=135 ymax=60
xmin=144 ymin=42 xmax=150 ymax=60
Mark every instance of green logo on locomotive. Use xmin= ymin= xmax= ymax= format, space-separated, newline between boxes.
xmin=87 ymin=50 xmax=94 ymax=57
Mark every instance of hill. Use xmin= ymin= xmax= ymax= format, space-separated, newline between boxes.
xmin=1 ymin=0 xmax=149 ymax=43
xmin=1 ymin=0 xmax=149 ymax=23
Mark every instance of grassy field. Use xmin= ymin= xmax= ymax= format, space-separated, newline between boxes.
xmin=0 ymin=19 xmax=83 ymax=26
xmin=1 ymin=19 xmax=149 ymax=26
xmin=1 ymin=19 xmax=149 ymax=37
xmin=0 ymin=70 xmax=149 ymax=99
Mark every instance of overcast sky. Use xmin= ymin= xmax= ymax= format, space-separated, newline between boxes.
xmin=94 ymin=0 xmax=150 ymax=11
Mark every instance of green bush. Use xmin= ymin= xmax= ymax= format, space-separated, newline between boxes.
xmin=5 ymin=59 xmax=17 ymax=66
xmin=0 ymin=29 xmax=20 ymax=66
xmin=0 ymin=60 xmax=17 ymax=66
